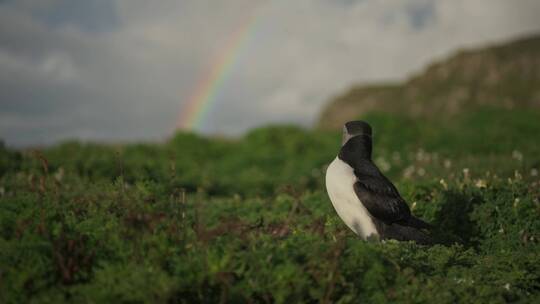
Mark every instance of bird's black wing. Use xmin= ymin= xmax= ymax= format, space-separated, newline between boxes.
xmin=352 ymin=161 xmax=412 ymax=224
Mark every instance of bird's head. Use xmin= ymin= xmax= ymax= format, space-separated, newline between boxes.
xmin=342 ymin=120 xmax=372 ymax=145
xmin=339 ymin=121 xmax=373 ymax=161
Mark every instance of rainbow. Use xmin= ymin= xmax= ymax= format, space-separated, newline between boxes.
xmin=177 ymin=12 xmax=260 ymax=131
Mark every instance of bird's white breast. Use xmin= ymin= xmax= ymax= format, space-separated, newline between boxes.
xmin=325 ymin=157 xmax=378 ymax=239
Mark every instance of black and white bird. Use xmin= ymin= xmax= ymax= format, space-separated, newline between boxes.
xmin=325 ymin=121 xmax=432 ymax=244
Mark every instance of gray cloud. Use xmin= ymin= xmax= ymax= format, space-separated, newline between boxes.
xmin=1 ymin=0 xmax=540 ymax=147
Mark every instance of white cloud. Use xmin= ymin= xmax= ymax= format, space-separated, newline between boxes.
xmin=1 ymin=0 xmax=539 ymax=146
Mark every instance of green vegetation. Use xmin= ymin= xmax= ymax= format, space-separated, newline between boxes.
xmin=1 ymin=108 xmax=540 ymax=303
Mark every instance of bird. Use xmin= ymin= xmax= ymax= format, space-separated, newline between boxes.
xmin=325 ymin=121 xmax=432 ymax=244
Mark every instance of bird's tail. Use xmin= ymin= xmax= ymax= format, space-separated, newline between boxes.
xmin=380 ymin=224 xmax=433 ymax=245
xmin=406 ymin=216 xmax=432 ymax=230
xmin=404 ymin=227 xmax=433 ymax=245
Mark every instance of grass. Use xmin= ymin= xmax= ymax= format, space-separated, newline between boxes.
xmin=1 ymin=108 xmax=540 ymax=303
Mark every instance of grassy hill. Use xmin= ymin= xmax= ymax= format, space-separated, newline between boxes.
xmin=318 ymin=34 xmax=540 ymax=129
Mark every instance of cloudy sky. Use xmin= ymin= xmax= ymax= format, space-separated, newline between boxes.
xmin=1 ymin=0 xmax=540 ymax=147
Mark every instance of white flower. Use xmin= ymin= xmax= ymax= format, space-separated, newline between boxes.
xmin=54 ymin=167 xmax=65 ymax=182
xmin=403 ymin=166 xmax=415 ymax=179
xmin=475 ymin=179 xmax=487 ymax=188
xmin=512 ymin=150 xmax=523 ymax=161
xmin=463 ymin=168 xmax=470 ymax=180
xmin=416 ymin=149 xmax=425 ymax=162
xmin=440 ymin=179 xmax=448 ymax=190
xmin=444 ymin=159 xmax=452 ymax=169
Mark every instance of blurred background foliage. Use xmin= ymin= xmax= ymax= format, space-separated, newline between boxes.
xmin=3 ymin=107 xmax=537 ymax=198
